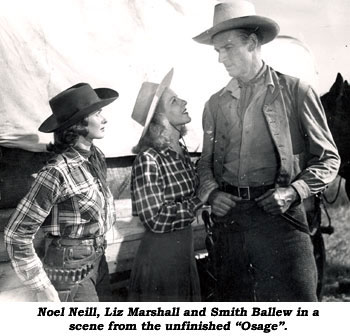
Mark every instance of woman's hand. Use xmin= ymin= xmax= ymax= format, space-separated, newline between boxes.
xmin=36 ymin=284 xmax=61 ymax=302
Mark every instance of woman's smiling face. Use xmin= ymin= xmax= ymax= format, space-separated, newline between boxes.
xmin=161 ymin=88 xmax=191 ymax=127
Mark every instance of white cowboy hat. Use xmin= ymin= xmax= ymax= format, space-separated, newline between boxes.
xmin=131 ymin=68 xmax=173 ymax=139
xmin=193 ymin=0 xmax=279 ymax=45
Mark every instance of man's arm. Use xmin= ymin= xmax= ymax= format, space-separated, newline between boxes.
xmin=291 ymin=86 xmax=340 ymax=200
xmin=256 ymin=85 xmax=340 ymax=215
xmin=197 ymin=101 xmax=240 ymax=216
xmin=197 ymin=101 xmax=219 ymax=194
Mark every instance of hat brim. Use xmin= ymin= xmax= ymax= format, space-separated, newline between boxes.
xmin=139 ymin=68 xmax=174 ymax=139
xmin=193 ymin=15 xmax=279 ymax=45
xmin=39 ymin=88 xmax=118 ymax=133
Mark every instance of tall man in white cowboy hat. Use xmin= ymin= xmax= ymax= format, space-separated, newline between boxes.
xmin=194 ymin=0 xmax=340 ymax=301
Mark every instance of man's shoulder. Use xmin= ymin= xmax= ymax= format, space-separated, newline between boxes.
xmin=271 ymin=67 xmax=310 ymax=93
xmin=205 ymin=87 xmax=227 ymax=112
xmin=208 ymin=87 xmax=226 ymax=101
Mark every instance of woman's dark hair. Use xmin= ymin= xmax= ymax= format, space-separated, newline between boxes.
xmin=47 ymin=117 xmax=89 ymax=154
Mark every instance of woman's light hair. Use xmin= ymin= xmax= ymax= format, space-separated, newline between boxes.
xmin=132 ymin=103 xmax=170 ymax=154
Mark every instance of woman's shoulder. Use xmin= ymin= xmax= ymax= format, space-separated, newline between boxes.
xmin=40 ymin=149 xmax=80 ymax=177
xmin=38 ymin=154 xmax=65 ymax=174
xmin=28 ymin=155 xmax=65 ymax=189
xmin=133 ymin=147 xmax=166 ymax=168
xmin=137 ymin=147 xmax=162 ymax=160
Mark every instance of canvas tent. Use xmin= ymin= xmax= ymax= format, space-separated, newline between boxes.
xmin=0 ymin=0 xmax=349 ymax=156
xmin=0 ymin=0 xmax=221 ymax=156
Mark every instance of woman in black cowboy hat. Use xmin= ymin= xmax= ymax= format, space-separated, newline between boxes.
xmin=5 ymin=83 xmax=118 ymax=302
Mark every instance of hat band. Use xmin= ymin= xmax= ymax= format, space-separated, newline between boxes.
xmin=56 ymin=107 xmax=81 ymax=124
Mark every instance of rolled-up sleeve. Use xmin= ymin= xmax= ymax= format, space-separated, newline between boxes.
xmin=291 ymin=86 xmax=340 ymax=200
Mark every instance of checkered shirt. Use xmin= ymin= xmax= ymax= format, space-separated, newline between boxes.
xmin=131 ymin=144 xmax=203 ymax=233
xmin=4 ymin=146 xmax=116 ymax=291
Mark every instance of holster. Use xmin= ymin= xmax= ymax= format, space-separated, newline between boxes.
xmin=43 ymin=236 xmax=104 ymax=289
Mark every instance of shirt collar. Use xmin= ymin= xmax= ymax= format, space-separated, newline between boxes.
xmin=265 ymin=65 xmax=275 ymax=89
xmin=220 ymin=62 xmax=274 ymax=98
xmin=220 ymin=77 xmax=241 ymax=98
xmin=61 ymin=146 xmax=89 ymax=165
xmin=159 ymin=142 xmax=188 ymax=159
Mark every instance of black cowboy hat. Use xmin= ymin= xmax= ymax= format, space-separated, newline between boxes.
xmin=39 ymin=82 xmax=119 ymax=133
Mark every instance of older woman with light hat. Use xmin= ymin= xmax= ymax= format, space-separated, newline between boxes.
xmin=5 ymin=83 xmax=118 ymax=302
xmin=129 ymin=69 xmax=214 ymax=301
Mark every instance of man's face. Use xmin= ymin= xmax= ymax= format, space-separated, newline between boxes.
xmin=213 ymin=30 xmax=253 ymax=80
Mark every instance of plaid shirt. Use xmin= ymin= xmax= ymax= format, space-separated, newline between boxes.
xmin=4 ymin=146 xmax=116 ymax=291
xmin=131 ymin=144 xmax=203 ymax=233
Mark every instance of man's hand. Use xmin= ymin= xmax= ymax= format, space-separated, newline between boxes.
xmin=208 ymin=190 xmax=241 ymax=217
xmin=255 ymin=186 xmax=299 ymax=215
xmin=36 ymin=284 xmax=61 ymax=302
xmin=197 ymin=180 xmax=219 ymax=204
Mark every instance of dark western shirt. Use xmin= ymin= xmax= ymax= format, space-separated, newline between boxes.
xmin=5 ymin=146 xmax=116 ymax=291
xmin=131 ymin=144 xmax=202 ymax=233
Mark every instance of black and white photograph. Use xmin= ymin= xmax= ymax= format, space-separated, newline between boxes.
xmin=0 ymin=0 xmax=349 ymax=334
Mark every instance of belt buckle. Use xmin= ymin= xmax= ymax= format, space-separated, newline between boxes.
xmin=238 ymin=186 xmax=250 ymax=200
xmin=95 ymin=236 xmax=105 ymax=248
xmin=81 ymin=239 xmax=93 ymax=246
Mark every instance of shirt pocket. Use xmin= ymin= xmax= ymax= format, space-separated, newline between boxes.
xmin=76 ymin=184 xmax=104 ymax=221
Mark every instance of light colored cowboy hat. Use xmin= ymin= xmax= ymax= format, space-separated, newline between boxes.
xmin=193 ymin=0 xmax=279 ymax=45
xmin=131 ymin=68 xmax=173 ymax=139
xmin=39 ymin=83 xmax=119 ymax=133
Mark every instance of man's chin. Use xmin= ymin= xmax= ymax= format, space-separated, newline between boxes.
xmin=227 ymin=70 xmax=236 ymax=77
